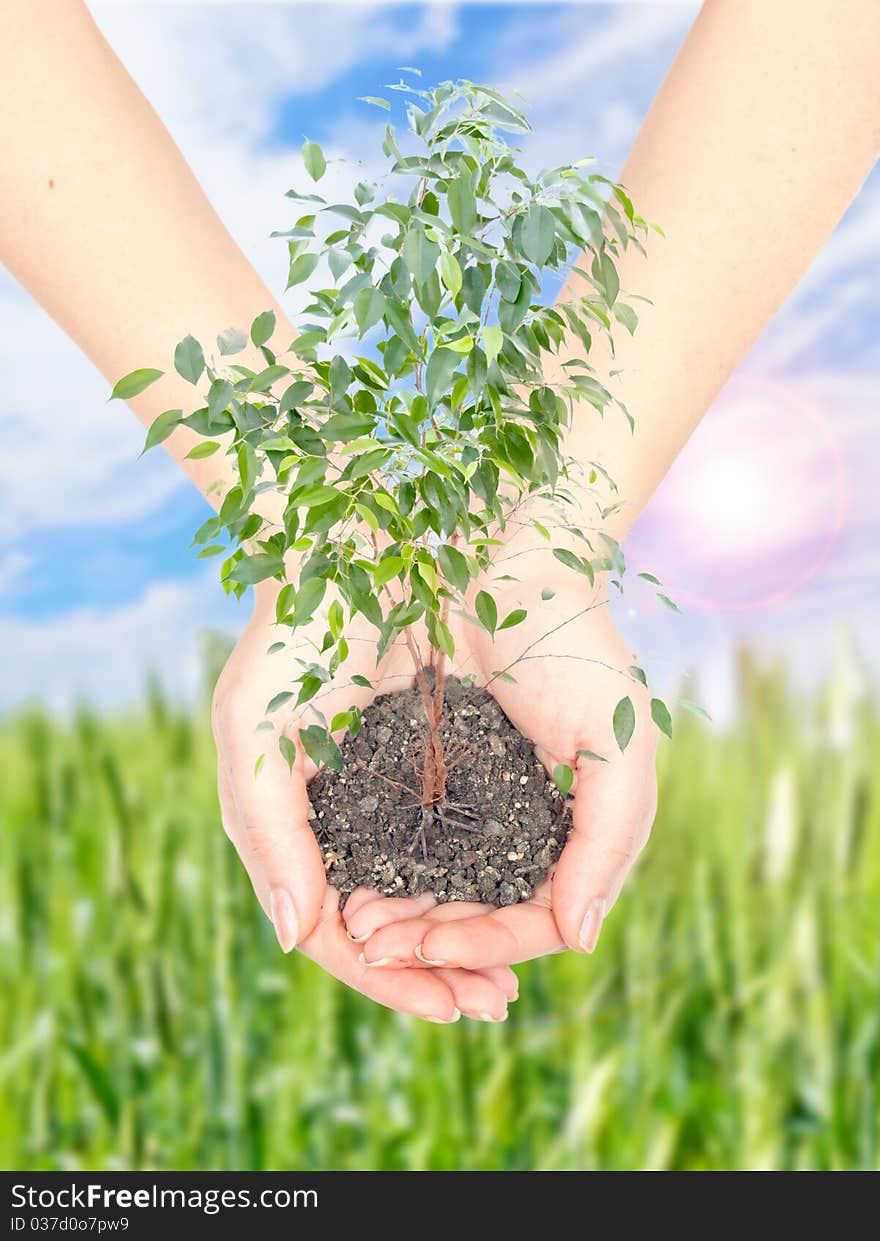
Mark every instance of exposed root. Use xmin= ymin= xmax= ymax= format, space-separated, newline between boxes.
xmin=407 ymin=799 xmax=483 ymax=854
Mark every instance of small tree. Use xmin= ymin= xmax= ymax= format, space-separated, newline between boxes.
xmin=114 ymin=75 xmax=676 ymax=839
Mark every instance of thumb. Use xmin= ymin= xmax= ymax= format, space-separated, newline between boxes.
xmin=552 ymin=737 xmax=657 ymax=954
xmin=223 ymin=734 xmax=326 ymax=951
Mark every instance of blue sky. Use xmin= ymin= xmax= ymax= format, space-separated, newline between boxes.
xmin=1 ymin=1 xmax=878 ymax=715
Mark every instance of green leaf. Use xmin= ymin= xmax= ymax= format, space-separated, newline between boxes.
xmin=540 ymin=588 xmax=556 ymax=601
xmin=431 ymin=616 xmax=456 ymax=660
xmin=249 ymin=364 xmax=290 ymax=392
xmin=439 ymin=250 xmax=462 ymax=296
xmin=217 ymin=326 xmax=248 ymax=356
xmin=483 ymin=323 xmax=503 ymax=366
xmin=498 ymin=608 xmax=527 ymax=631
xmin=184 ymin=440 xmax=220 ymax=459
xmin=613 ymin=696 xmax=636 ymax=753
xmin=403 ymin=230 xmax=439 ymax=285
xmin=110 ymin=368 xmax=163 ymax=401
xmin=292 ymin=576 xmax=326 ymax=625
xmin=576 ymin=748 xmax=608 ymax=763
xmin=475 ymin=590 xmax=498 ymax=636
xmin=278 ymin=735 xmax=297 ymax=773
xmin=279 ymin=380 xmax=314 ymax=415
xmin=141 ymin=407 xmax=183 ymax=454
xmin=302 ymin=139 xmax=326 ymax=182
xmin=657 ymin=593 xmax=681 ymax=613
xmin=614 ymin=302 xmax=638 ymax=334
xmin=227 ymin=553 xmax=283 ymax=585
xmin=174 ymin=335 xmax=205 ymax=385
xmin=518 ymin=203 xmax=555 ymax=266
xmin=495 ymin=260 xmax=522 ymax=302
xmin=425 ymin=347 xmax=459 ymax=408
xmin=251 ymin=310 xmax=276 ymax=348
xmin=373 ymin=556 xmax=404 ymax=587
xmin=351 ymin=674 xmax=372 ymax=688
xmin=553 ymin=763 xmax=574 ymax=796
xmin=650 ymin=697 xmax=672 ymax=739
xmin=359 ymin=95 xmax=391 ymax=111
xmin=447 ymin=173 xmax=477 ymax=234
xmin=438 ymin=543 xmax=470 ymax=594
xmin=353 ymin=286 xmax=386 ymax=334
xmin=287 ymin=252 xmax=319 ymax=288
xmin=629 ymin=665 xmax=648 ymax=687
xmin=637 ymin=572 xmax=662 ymax=586
xmin=599 ymin=250 xmax=620 ymax=304
xmin=552 ymin=547 xmax=593 ymax=581
xmin=298 ymin=724 xmax=343 ymax=773
xmin=266 ymin=691 xmax=294 ymax=714
xmin=680 ymin=698 xmax=712 ymax=723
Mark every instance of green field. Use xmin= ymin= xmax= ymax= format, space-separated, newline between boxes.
xmin=1 ymin=641 xmax=878 ymax=1171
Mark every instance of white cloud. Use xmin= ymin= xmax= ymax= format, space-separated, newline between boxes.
xmin=0 ymin=568 xmax=244 ymax=712
xmin=504 ymin=3 xmax=695 ymax=104
xmin=0 ymin=551 xmax=33 ymax=599
xmin=0 ymin=290 xmax=185 ymax=540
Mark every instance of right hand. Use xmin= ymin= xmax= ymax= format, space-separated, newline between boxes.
xmin=211 ymin=577 xmax=517 ymax=1023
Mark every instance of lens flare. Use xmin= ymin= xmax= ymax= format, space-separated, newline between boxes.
xmin=626 ymin=375 xmax=850 ymax=613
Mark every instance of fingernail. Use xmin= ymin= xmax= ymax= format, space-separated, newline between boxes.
xmin=476 ymin=1011 xmax=508 ymax=1023
xmin=578 ymin=898 xmax=606 ymax=953
xmin=425 ymin=1008 xmax=461 ymax=1024
xmin=358 ymin=952 xmax=396 ymax=968
xmin=269 ymin=887 xmax=298 ymax=953
xmin=415 ymin=944 xmax=448 ymax=966
xmin=346 ymin=929 xmax=369 ymax=943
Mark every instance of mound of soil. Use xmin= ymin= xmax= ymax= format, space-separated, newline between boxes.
xmin=308 ymin=675 xmax=570 ymax=907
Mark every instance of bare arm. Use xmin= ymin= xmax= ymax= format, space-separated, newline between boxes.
xmin=553 ymin=0 xmax=880 ymax=539
xmin=352 ymin=0 xmax=880 ymax=971
xmin=0 ymin=0 xmax=291 ymax=504
xmin=0 ymin=0 xmax=520 ymax=1021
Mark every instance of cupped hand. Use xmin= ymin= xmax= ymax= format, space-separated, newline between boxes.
xmin=212 ymin=577 xmax=517 ymax=1021
xmin=344 ymin=541 xmax=659 ymax=971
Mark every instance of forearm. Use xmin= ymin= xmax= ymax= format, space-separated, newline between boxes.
xmin=0 ymin=0 xmax=292 ymax=506
xmin=553 ymin=0 xmax=880 ymax=540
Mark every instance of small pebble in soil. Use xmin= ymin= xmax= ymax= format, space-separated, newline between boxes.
xmin=308 ymin=674 xmax=571 ymax=907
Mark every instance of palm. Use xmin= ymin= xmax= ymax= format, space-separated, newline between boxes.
xmin=213 ymin=583 xmax=517 ymax=1020
xmin=343 ymin=560 xmax=659 ymax=969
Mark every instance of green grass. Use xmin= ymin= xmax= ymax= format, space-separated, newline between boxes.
xmin=1 ymin=645 xmax=878 ymax=1171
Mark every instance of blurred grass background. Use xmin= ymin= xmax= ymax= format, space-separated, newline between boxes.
xmin=1 ymin=636 xmax=878 ymax=1172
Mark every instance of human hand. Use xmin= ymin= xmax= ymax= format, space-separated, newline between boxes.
xmin=343 ymin=540 xmax=658 ymax=971
xmin=212 ymin=577 xmax=517 ymax=1021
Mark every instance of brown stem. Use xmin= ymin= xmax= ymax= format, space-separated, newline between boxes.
xmin=403 ymin=624 xmax=447 ymax=808
xmin=431 ymin=581 xmax=453 ymax=728
xmin=380 ymin=576 xmax=447 ymax=810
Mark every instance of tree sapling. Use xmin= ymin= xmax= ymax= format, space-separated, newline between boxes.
xmin=114 ymin=75 xmax=679 ymax=905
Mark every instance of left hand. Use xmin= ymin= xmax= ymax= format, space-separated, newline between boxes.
xmin=342 ymin=540 xmax=660 ymax=971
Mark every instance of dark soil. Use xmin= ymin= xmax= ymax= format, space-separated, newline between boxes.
xmin=308 ymin=675 xmax=570 ymax=907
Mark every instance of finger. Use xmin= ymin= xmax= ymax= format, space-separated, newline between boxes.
xmin=299 ymin=889 xmax=462 ymax=1023
xmin=434 ymin=967 xmax=509 ymax=1022
xmin=340 ymin=886 xmax=384 ymax=922
xmin=344 ymin=890 xmax=438 ymax=943
xmin=552 ymin=741 xmax=658 ymax=955
xmin=420 ymin=899 xmax=565 ymax=969
xmin=222 ymin=730 xmax=326 ymax=952
xmin=223 ymin=808 xmax=462 ymax=1022
xmin=475 ymin=964 xmax=519 ymax=1001
xmin=359 ymin=900 xmax=488 ymax=967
